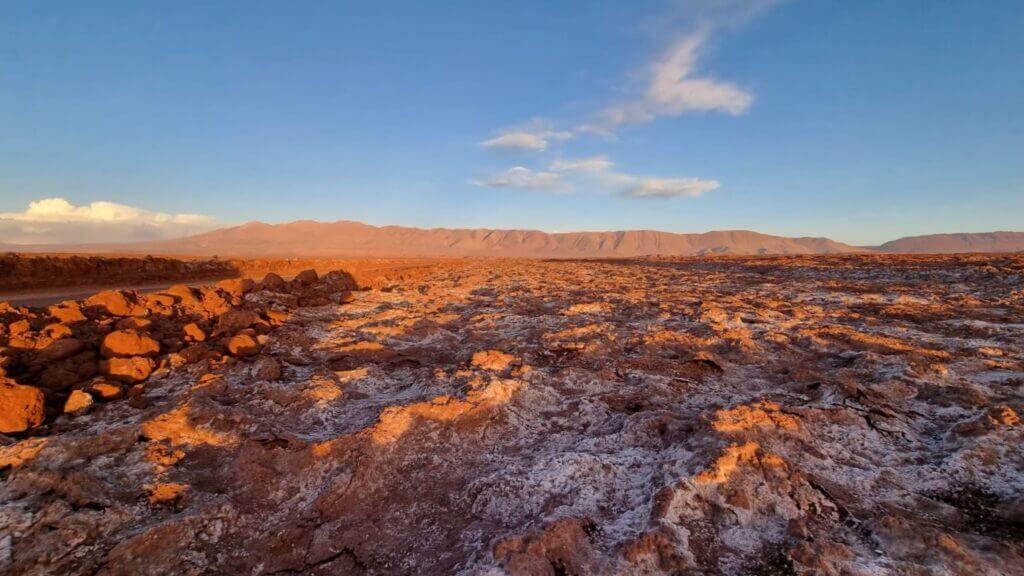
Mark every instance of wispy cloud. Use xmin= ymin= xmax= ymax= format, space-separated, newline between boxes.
xmin=480 ymin=1 xmax=770 ymax=146
xmin=474 ymin=156 xmax=718 ymax=199
xmin=0 ymin=198 xmax=219 ymax=244
xmin=622 ymin=177 xmax=720 ymax=198
xmin=480 ymin=122 xmax=573 ymax=152
xmin=581 ymin=31 xmax=752 ymax=134
xmin=471 ymin=167 xmax=568 ymax=192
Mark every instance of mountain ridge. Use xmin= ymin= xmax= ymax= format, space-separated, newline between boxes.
xmin=4 ymin=222 xmax=1022 ymax=257
xmin=123 ymin=220 xmax=861 ymax=258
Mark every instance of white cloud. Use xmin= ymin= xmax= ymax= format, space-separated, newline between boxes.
xmin=0 ymin=198 xmax=220 ymax=245
xmin=549 ymin=156 xmax=616 ymax=173
xmin=581 ymin=32 xmax=752 ymax=134
xmin=475 ymin=156 xmax=718 ymax=199
xmin=480 ymin=128 xmax=573 ymax=151
xmin=622 ymin=177 xmax=720 ymax=198
xmin=471 ymin=167 xmax=567 ymax=192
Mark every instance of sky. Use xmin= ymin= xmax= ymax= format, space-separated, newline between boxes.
xmin=1 ymin=0 xmax=1022 ymax=246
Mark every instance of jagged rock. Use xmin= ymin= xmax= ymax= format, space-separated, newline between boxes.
xmin=259 ymin=272 xmax=286 ymax=291
xmin=63 ymin=390 xmax=94 ymax=414
xmin=104 ymin=356 xmax=154 ymax=383
xmin=48 ymin=301 xmax=86 ymax=323
xmin=0 ymin=379 xmax=45 ymax=433
xmin=216 ymin=278 xmax=256 ymax=297
xmin=293 ymin=269 xmax=318 ymax=284
xmin=86 ymin=379 xmax=125 ymax=400
xmin=38 ymin=338 xmax=86 ymax=361
xmin=214 ymin=310 xmax=262 ymax=336
xmin=226 ymin=334 xmax=260 ymax=357
xmin=471 ymin=349 xmax=518 ymax=372
xmin=84 ymin=290 xmax=147 ymax=317
xmin=9 ymin=319 xmax=31 ymax=335
xmin=250 ymin=357 xmax=281 ymax=381
xmin=183 ymin=322 xmax=206 ymax=342
xmin=116 ymin=317 xmax=153 ymax=331
xmin=101 ymin=330 xmax=160 ymax=358
xmin=37 ymin=365 xmax=81 ymax=391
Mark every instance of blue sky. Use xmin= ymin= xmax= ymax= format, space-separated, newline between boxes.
xmin=1 ymin=0 xmax=1022 ymax=245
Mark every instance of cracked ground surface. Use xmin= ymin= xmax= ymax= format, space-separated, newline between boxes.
xmin=2 ymin=254 xmax=1023 ymax=575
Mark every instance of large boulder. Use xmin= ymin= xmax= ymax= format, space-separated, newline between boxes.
xmin=101 ymin=330 xmax=160 ymax=358
xmin=259 ymin=273 xmax=286 ymax=291
xmin=293 ymin=269 xmax=319 ymax=285
xmin=322 ymin=270 xmax=359 ymax=291
xmin=38 ymin=338 xmax=86 ymax=361
xmin=84 ymin=290 xmax=147 ymax=317
xmin=0 ymin=379 xmax=46 ymax=433
xmin=48 ymin=301 xmax=86 ymax=323
xmin=198 ymin=287 xmax=232 ymax=316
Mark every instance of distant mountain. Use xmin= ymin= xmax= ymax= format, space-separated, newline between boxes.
xmin=110 ymin=220 xmax=863 ymax=258
xmin=7 ymin=222 xmax=1021 ymax=258
xmin=877 ymin=231 xmax=1024 ymax=254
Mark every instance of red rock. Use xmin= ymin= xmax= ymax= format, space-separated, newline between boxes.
xmin=266 ymin=309 xmax=290 ymax=325
xmin=471 ymin=350 xmax=518 ymax=372
xmin=105 ymin=356 xmax=155 ymax=383
xmin=175 ymin=343 xmax=210 ymax=366
xmin=0 ymin=379 xmax=45 ymax=433
xmin=216 ymin=278 xmax=255 ymax=296
xmin=9 ymin=319 xmax=31 ymax=335
xmin=226 ymin=334 xmax=259 ymax=357
xmin=214 ymin=310 xmax=262 ymax=336
xmin=116 ymin=317 xmax=153 ymax=331
xmin=38 ymin=338 xmax=86 ymax=361
xmin=183 ymin=322 xmax=207 ymax=342
xmin=64 ymin=390 xmax=94 ymax=414
xmin=38 ymin=366 xmax=81 ymax=392
xmin=251 ymin=357 xmax=281 ymax=380
xmin=199 ymin=287 xmax=232 ymax=316
xmin=142 ymin=293 xmax=177 ymax=314
xmin=101 ymin=330 xmax=161 ymax=358
xmin=48 ymin=301 xmax=86 ymax=323
xmin=86 ymin=379 xmax=125 ymax=400
xmin=322 ymin=270 xmax=358 ymax=290
xmin=259 ymin=273 xmax=286 ymax=291
xmin=43 ymin=323 xmax=73 ymax=341
xmin=163 ymin=285 xmax=205 ymax=314
xmin=85 ymin=290 xmax=147 ymax=317
xmin=294 ymin=269 xmax=319 ymax=284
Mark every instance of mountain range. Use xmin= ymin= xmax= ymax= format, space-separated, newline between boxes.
xmin=4 ymin=221 xmax=1023 ymax=258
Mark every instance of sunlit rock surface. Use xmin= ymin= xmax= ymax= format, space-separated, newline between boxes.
xmin=1 ymin=254 xmax=1022 ymax=575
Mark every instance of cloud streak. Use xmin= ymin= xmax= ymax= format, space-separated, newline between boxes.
xmin=0 ymin=198 xmax=220 ymax=245
xmin=579 ymin=31 xmax=752 ymax=135
xmin=474 ymin=156 xmax=719 ymax=199
xmin=481 ymin=129 xmax=573 ymax=151
xmin=471 ymin=167 xmax=568 ymax=192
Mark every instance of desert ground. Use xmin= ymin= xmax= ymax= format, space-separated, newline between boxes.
xmin=1 ymin=254 xmax=1022 ymax=575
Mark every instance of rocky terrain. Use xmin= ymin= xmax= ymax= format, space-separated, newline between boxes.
xmin=1 ymin=254 xmax=1022 ymax=575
